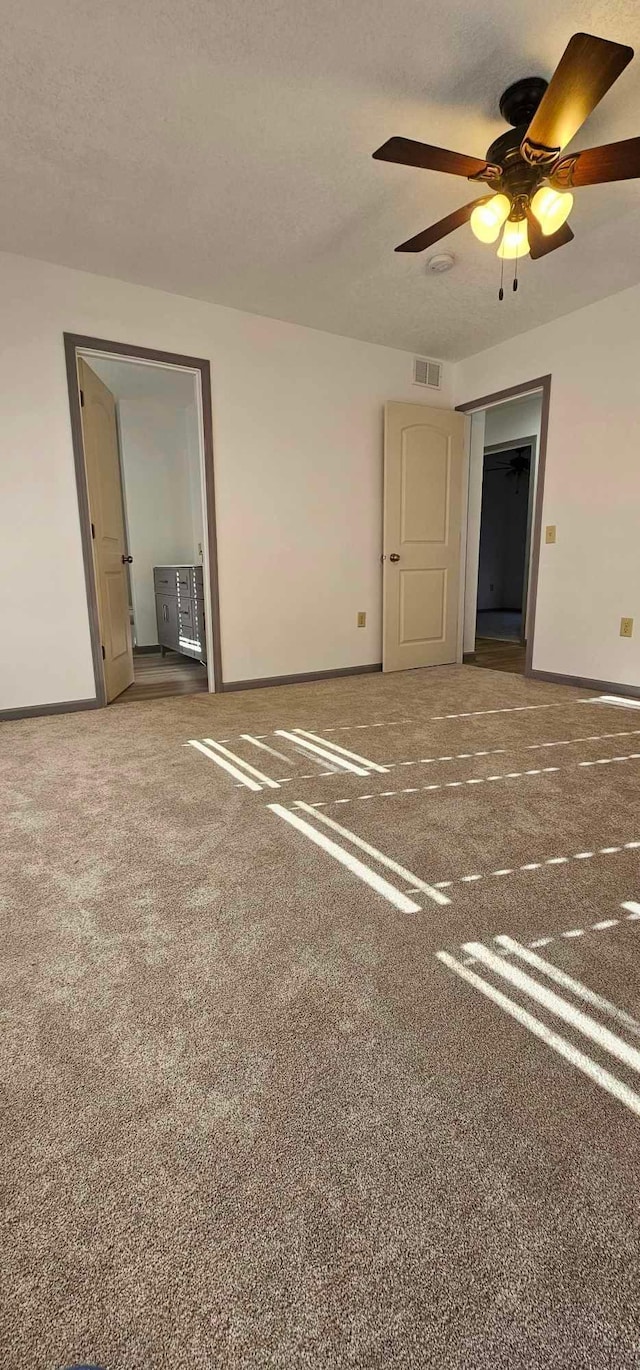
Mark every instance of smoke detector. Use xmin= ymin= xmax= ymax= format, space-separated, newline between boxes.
xmin=427 ymin=252 xmax=455 ymax=273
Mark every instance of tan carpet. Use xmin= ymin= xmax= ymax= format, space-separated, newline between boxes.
xmin=2 ymin=665 xmax=640 ymax=1368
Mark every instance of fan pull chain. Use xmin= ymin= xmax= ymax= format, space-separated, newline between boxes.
xmin=498 ymin=254 xmax=504 ymax=302
xmin=513 ymin=251 xmax=519 ymax=292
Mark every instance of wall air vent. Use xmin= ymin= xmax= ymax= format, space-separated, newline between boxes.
xmin=413 ymin=356 xmax=442 ymax=389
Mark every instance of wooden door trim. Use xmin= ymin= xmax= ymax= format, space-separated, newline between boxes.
xmin=456 ymin=375 xmax=552 ymax=679
xmin=484 ymin=436 xmax=537 ymax=456
xmin=64 ymin=333 xmax=223 ymax=702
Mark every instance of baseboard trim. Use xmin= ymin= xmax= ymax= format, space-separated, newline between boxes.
xmin=222 ymin=663 xmax=383 ymax=693
xmin=462 ymin=652 xmax=477 ymax=663
xmin=0 ymin=697 xmax=99 ymax=723
xmin=133 ymin=644 xmax=161 ymax=655
xmin=529 ymin=669 xmax=640 ymax=697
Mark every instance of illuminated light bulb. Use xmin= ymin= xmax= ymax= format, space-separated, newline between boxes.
xmin=530 ymin=185 xmax=573 ymax=235
xmin=469 ymin=193 xmax=511 ymax=243
xmin=497 ymin=217 xmax=530 ymax=259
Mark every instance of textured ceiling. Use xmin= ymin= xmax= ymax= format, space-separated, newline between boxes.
xmin=3 ymin=0 xmax=640 ymax=359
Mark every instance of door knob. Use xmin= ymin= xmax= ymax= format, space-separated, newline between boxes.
xmin=121 ymin=554 xmax=133 ymax=564
xmin=389 ymin=553 xmax=400 ymax=562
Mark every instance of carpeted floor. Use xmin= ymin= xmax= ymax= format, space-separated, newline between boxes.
xmin=2 ymin=664 xmax=640 ymax=1369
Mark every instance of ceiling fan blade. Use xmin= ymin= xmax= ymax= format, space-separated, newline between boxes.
xmin=525 ymin=206 xmax=575 ymax=259
xmin=551 ymin=135 xmax=640 ymax=187
xmin=395 ymin=197 xmax=490 ymax=253
xmin=521 ymin=32 xmax=634 ymax=166
xmin=373 ymin=137 xmax=498 ymax=181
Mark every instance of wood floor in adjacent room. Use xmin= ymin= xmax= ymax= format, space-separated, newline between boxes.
xmin=467 ymin=635 xmax=527 ymax=673
xmin=3 ymin=665 xmax=640 ymax=1368
xmin=117 ymin=649 xmax=209 ymax=702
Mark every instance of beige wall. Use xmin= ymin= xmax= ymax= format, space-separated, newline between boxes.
xmin=4 ymin=243 xmax=638 ymax=710
xmin=117 ymin=397 xmax=201 ymax=647
xmin=0 ymin=250 xmax=452 ymax=710
xmin=484 ymin=395 xmax=542 ymax=449
xmin=454 ymin=283 xmax=640 ymax=687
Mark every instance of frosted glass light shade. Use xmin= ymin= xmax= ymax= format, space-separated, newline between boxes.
xmin=470 ymin=194 xmax=511 ymax=243
xmin=497 ymin=218 xmax=530 ymax=259
xmin=531 ymin=185 xmax=574 ymax=235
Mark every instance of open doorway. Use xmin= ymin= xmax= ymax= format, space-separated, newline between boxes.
xmin=475 ymin=438 xmax=534 ymax=672
xmin=65 ymin=335 xmax=222 ymax=705
xmin=460 ymin=384 xmax=548 ymax=676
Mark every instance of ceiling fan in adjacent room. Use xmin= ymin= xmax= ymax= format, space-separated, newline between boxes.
xmin=373 ymin=32 xmax=640 ymax=292
xmin=486 ymin=449 xmax=531 ymax=491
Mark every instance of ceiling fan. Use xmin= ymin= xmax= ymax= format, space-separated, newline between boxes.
xmin=486 ymin=449 xmax=531 ymax=491
xmin=373 ymin=32 xmax=639 ymax=278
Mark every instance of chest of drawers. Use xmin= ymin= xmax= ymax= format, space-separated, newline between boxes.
xmin=154 ymin=565 xmax=207 ymax=662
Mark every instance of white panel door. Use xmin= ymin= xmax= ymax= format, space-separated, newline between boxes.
xmin=79 ymin=358 xmax=134 ymax=702
xmin=383 ymin=402 xmax=466 ymax=672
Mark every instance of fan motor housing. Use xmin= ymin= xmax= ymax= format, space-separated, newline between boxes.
xmin=484 ymin=77 xmax=551 ymax=217
xmin=499 ymin=76 xmax=548 ymax=128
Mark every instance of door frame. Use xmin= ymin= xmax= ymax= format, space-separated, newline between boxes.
xmin=456 ymin=375 xmax=551 ymax=677
xmin=64 ymin=333 xmax=223 ymax=704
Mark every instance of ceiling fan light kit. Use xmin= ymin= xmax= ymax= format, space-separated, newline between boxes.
xmin=497 ymin=217 xmax=530 ymax=260
xmin=373 ymin=31 xmax=638 ymax=296
xmin=470 ymin=193 xmax=510 ymax=243
xmin=530 ymin=185 xmax=574 ymax=234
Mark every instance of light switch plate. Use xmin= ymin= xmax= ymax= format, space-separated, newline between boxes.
xmin=545 ymin=525 xmax=557 ymax=544
xmin=620 ymin=617 xmax=634 ymax=638
xmin=357 ymin=611 xmax=366 ymax=628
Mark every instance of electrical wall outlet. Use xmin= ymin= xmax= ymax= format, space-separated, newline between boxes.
xmin=545 ymin=525 xmax=557 ymax=544
xmin=620 ymin=617 xmax=634 ymax=638
xmin=357 ymin=611 xmax=366 ymax=628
